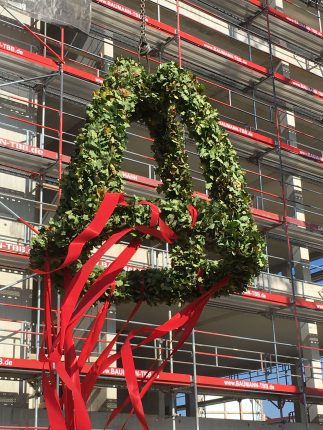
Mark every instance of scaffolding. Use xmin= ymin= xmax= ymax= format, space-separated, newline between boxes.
xmin=0 ymin=0 xmax=323 ymax=428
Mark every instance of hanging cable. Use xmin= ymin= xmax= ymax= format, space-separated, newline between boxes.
xmin=138 ymin=0 xmax=152 ymax=58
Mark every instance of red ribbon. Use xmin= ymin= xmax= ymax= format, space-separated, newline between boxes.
xmin=188 ymin=204 xmax=198 ymax=228
xmin=77 ymin=300 xmax=109 ymax=369
xmin=81 ymin=299 xmax=144 ymax=401
xmin=105 ymin=276 xmax=230 ymax=429
xmin=36 ymin=192 xmax=229 ymax=430
xmin=42 ymin=373 xmax=67 ymax=430
xmin=34 ymin=193 xmax=125 ymax=275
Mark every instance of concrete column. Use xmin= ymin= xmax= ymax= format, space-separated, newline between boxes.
xmin=301 ymin=321 xmax=323 ymax=423
xmin=289 ymin=246 xmax=322 ymax=424
xmin=101 ymin=31 xmax=114 ymax=73
xmin=275 ymin=62 xmax=297 ymax=148
xmin=285 ymin=176 xmax=311 ymax=282
xmin=271 ymin=0 xmax=284 ymax=9
xmin=278 ymin=105 xmax=297 ymax=147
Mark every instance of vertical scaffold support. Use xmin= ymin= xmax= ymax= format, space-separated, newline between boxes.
xmin=264 ymin=1 xmax=309 ymax=426
xmin=58 ymin=27 xmax=65 ymax=203
xmin=192 ymin=328 xmax=200 ymax=430
xmin=176 ymin=0 xmax=182 ymax=67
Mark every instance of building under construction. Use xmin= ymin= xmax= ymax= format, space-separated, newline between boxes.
xmin=0 ymin=0 xmax=323 ymax=428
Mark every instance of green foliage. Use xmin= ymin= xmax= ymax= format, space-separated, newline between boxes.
xmin=30 ymin=58 xmax=267 ymax=305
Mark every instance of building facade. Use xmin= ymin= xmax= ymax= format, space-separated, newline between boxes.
xmin=0 ymin=0 xmax=323 ymax=428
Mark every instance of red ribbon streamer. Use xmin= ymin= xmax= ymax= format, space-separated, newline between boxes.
xmin=77 ymin=300 xmax=110 ymax=369
xmin=42 ymin=373 xmax=67 ymax=430
xmin=188 ymin=204 xmax=198 ymax=228
xmin=36 ymin=192 xmax=229 ymax=430
xmin=105 ymin=276 xmax=230 ymax=429
xmin=34 ymin=193 xmax=125 ymax=275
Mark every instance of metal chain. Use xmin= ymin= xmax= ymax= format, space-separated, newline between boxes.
xmin=138 ymin=0 xmax=151 ymax=57
xmin=140 ymin=0 xmax=146 ymax=40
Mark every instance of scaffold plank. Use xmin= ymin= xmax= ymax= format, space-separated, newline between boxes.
xmin=1 ymin=356 xmax=323 ymax=402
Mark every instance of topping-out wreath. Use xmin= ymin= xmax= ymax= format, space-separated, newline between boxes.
xmin=30 ymin=58 xmax=266 ymax=305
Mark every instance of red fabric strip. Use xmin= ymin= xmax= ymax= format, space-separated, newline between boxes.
xmin=188 ymin=204 xmax=198 ymax=227
xmin=81 ymin=300 xmax=143 ymax=401
xmin=137 ymin=201 xmax=177 ymax=241
xmin=121 ymin=340 xmax=148 ymax=430
xmin=34 ymin=193 xmax=124 ymax=275
xmin=55 ymin=361 xmax=91 ymax=430
xmin=55 ymin=228 xmax=133 ymax=352
xmin=77 ymin=301 xmax=110 ymax=369
xmin=69 ymin=239 xmax=142 ymax=328
xmin=62 ymin=384 xmax=74 ymax=430
xmin=63 ymin=325 xmax=90 ymax=430
xmin=105 ymin=276 xmax=230 ymax=429
xmin=136 ymin=223 xmax=176 ymax=243
xmin=42 ymin=373 xmax=67 ymax=430
xmin=138 ymin=200 xmax=160 ymax=227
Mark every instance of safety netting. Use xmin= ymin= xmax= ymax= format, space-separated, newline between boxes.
xmin=0 ymin=0 xmax=91 ymax=33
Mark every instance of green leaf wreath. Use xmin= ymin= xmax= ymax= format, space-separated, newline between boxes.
xmin=30 ymin=58 xmax=267 ymax=305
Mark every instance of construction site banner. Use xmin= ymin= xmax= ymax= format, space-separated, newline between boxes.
xmin=0 ymin=0 xmax=91 ymax=33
